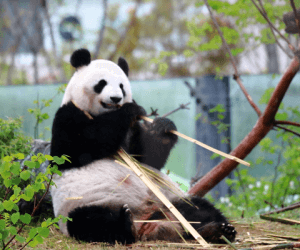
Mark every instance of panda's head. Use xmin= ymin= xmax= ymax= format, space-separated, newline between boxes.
xmin=62 ymin=48 xmax=132 ymax=115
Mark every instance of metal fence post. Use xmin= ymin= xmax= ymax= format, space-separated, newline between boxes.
xmin=194 ymin=75 xmax=232 ymax=199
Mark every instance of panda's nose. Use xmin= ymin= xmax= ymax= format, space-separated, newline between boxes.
xmin=110 ymin=97 xmax=122 ymax=104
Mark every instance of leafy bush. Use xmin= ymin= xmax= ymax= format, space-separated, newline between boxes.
xmin=215 ymin=88 xmax=300 ymax=218
xmin=0 ymin=153 xmax=70 ymax=249
xmin=0 ymin=117 xmax=32 ymax=158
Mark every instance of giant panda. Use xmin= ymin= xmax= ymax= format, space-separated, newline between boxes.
xmin=50 ymin=48 xmax=236 ymax=244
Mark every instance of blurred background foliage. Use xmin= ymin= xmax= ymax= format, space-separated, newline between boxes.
xmin=1 ymin=0 xmax=300 ymax=85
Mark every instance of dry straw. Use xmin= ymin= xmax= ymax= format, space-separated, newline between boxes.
xmin=117 ymin=148 xmax=209 ymax=247
xmin=141 ymin=116 xmax=250 ymax=167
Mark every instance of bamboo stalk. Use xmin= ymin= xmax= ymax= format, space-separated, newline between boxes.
xmin=134 ymin=220 xmax=201 ymax=224
xmin=260 ymin=215 xmax=300 ymax=225
xmin=117 ymin=148 xmax=209 ymax=247
xmin=141 ymin=116 xmax=250 ymax=167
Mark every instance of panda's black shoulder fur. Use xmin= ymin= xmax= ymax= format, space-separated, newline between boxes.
xmin=51 ymin=101 xmax=178 ymax=171
xmin=50 ymin=101 xmax=146 ymax=170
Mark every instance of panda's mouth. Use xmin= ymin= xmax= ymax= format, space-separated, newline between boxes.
xmin=101 ymin=102 xmax=122 ymax=110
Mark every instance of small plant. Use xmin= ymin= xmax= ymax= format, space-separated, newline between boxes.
xmin=215 ymin=88 xmax=300 ymax=218
xmin=0 ymin=153 xmax=71 ymax=249
xmin=28 ymin=84 xmax=66 ymax=139
xmin=0 ymin=117 xmax=32 ymax=158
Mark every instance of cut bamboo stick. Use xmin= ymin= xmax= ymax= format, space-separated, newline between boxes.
xmin=141 ymin=116 xmax=250 ymax=167
xmin=117 ymin=148 xmax=209 ymax=247
xmin=134 ymin=220 xmax=201 ymax=224
xmin=260 ymin=215 xmax=300 ymax=225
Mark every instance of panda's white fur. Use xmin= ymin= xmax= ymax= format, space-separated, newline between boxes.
xmin=51 ymin=159 xmax=182 ymax=237
xmin=50 ymin=48 xmax=236 ymax=244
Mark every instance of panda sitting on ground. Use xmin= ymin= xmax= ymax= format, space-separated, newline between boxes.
xmin=50 ymin=48 xmax=236 ymax=244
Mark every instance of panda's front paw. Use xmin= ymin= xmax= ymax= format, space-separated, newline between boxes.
xmin=121 ymin=103 xmax=146 ymax=120
xmin=151 ymin=117 xmax=177 ymax=135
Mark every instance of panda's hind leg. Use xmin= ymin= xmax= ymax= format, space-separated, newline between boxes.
xmin=174 ymin=196 xmax=237 ymax=243
xmin=67 ymin=204 xmax=137 ymax=244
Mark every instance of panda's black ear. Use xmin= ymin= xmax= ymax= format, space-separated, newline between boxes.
xmin=70 ymin=48 xmax=91 ymax=68
xmin=118 ymin=57 xmax=129 ymax=76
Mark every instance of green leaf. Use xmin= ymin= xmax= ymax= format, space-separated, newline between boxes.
xmin=45 ymin=155 xmax=53 ymax=161
xmin=15 ymin=235 xmax=26 ymax=243
xmin=42 ymin=113 xmax=49 ymax=120
xmin=20 ymin=213 xmax=31 ymax=224
xmin=52 ymin=156 xmax=65 ymax=165
xmin=11 ymin=177 xmax=21 ymax=186
xmin=3 ymin=156 xmax=13 ymax=162
xmin=24 ymin=186 xmax=34 ymax=200
xmin=28 ymin=238 xmax=40 ymax=248
xmin=210 ymin=153 xmax=220 ymax=160
xmin=0 ymin=202 xmax=4 ymax=212
xmin=28 ymin=228 xmax=38 ymax=239
xmin=10 ymin=162 xmax=21 ymax=175
xmin=20 ymin=170 xmax=31 ymax=181
xmin=217 ymin=114 xmax=225 ymax=120
xmin=24 ymin=161 xmax=36 ymax=169
xmin=61 ymin=155 xmax=71 ymax=163
xmin=275 ymin=112 xmax=288 ymax=121
xmin=1 ymin=170 xmax=11 ymax=179
xmin=15 ymin=153 xmax=25 ymax=160
xmin=3 ymin=200 xmax=14 ymax=211
xmin=13 ymin=186 xmax=21 ymax=196
xmin=194 ymin=113 xmax=202 ymax=120
xmin=13 ymin=203 xmax=19 ymax=212
xmin=34 ymin=234 xmax=44 ymax=243
xmin=32 ymin=182 xmax=45 ymax=192
xmin=183 ymin=49 xmax=194 ymax=57
xmin=0 ymin=220 xmax=5 ymax=230
xmin=209 ymin=104 xmax=226 ymax=113
xmin=61 ymin=216 xmax=72 ymax=223
xmin=1 ymin=229 xmax=9 ymax=239
xmin=259 ymin=88 xmax=275 ymax=104
xmin=158 ymin=62 xmax=168 ymax=76
xmin=37 ymin=227 xmax=50 ymax=237
xmin=8 ymin=226 xmax=17 ymax=235
xmin=11 ymin=212 xmax=20 ymax=224
xmin=231 ymin=47 xmax=244 ymax=56
xmin=4 ymin=179 xmax=12 ymax=188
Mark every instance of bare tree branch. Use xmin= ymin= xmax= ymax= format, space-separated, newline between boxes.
xmin=42 ymin=1 xmax=66 ymax=82
xmin=258 ymin=0 xmax=294 ymax=58
xmin=275 ymin=120 xmax=300 ymax=127
xmin=93 ymin=0 xmax=108 ymax=60
xmin=184 ymin=81 xmax=196 ymax=97
xmin=251 ymin=0 xmax=295 ymax=52
xmin=108 ymin=0 xmax=142 ymax=61
xmin=275 ymin=125 xmax=300 ymax=137
xmin=162 ymin=103 xmax=190 ymax=118
xmin=203 ymin=0 xmax=262 ymax=117
xmin=262 ymin=201 xmax=300 ymax=216
xmin=146 ymin=108 xmax=159 ymax=117
xmin=189 ymin=56 xmax=300 ymax=197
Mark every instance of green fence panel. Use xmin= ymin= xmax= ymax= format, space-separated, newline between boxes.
xmin=230 ymin=74 xmax=300 ymax=177
xmin=1 ymin=74 xmax=299 ymax=192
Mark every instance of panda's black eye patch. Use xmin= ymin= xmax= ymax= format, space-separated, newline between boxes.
xmin=120 ymin=83 xmax=126 ymax=97
xmin=94 ymin=80 xmax=107 ymax=94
